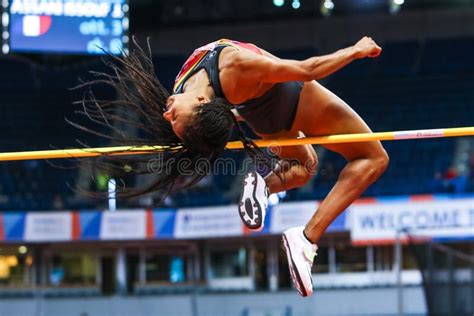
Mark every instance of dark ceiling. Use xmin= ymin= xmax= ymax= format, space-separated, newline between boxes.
xmin=130 ymin=0 xmax=474 ymax=31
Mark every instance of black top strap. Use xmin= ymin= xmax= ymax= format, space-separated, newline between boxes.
xmin=174 ymin=45 xmax=227 ymax=98
xmin=200 ymin=45 xmax=226 ymax=98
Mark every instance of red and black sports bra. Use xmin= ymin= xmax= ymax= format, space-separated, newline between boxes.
xmin=173 ymin=39 xmax=302 ymax=134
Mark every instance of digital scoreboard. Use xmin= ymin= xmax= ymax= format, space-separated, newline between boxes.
xmin=2 ymin=0 xmax=129 ymax=55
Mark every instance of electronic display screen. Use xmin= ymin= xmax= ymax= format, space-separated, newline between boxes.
xmin=4 ymin=0 xmax=129 ymax=55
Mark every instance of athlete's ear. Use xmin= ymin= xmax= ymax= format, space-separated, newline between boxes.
xmin=196 ymin=96 xmax=210 ymax=104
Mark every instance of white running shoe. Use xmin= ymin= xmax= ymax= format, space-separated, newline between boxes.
xmin=282 ymin=226 xmax=318 ymax=297
xmin=238 ymin=172 xmax=269 ymax=231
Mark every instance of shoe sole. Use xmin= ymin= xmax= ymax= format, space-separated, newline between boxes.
xmin=238 ymin=172 xmax=263 ymax=230
xmin=282 ymin=234 xmax=309 ymax=297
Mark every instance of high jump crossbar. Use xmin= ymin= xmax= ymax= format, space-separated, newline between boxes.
xmin=0 ymin=127 xmax=472 ymax=162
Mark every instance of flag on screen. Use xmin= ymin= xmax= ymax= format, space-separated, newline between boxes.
xmin=22 ymin=15 xmax=52 ymax=37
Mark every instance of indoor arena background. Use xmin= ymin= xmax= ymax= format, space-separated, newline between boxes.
xmin=0 ymin=1 xmax=473 ymax=316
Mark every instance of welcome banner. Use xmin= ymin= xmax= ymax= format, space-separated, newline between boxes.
xmin=350 ymin=196 xmax=474 ymax=245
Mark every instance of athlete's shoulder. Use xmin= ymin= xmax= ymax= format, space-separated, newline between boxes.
xmin=226 ymin=39 xmax=263 ymax=54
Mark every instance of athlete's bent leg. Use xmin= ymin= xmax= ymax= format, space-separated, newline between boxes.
xmin=282 ymin=80 xmax=389 ymax=296
xmin=300 ymin=99 xmax=388 ymax=243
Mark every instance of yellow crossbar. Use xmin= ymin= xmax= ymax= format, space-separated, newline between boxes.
xmin=0 ymin=127 xmax=472 ymax=162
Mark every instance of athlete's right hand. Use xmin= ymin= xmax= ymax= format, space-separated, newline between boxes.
xmin=354 ymin=36 xmax=382 ymax=59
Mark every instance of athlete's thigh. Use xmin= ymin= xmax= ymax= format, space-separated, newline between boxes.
xmin=293 ymin=81 xmax=385 ymax=161
xmin=257 ymin=130 xmax=317 ymax=169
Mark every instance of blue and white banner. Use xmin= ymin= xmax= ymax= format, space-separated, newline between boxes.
xmin=24 ymin=212 xmax=72 ymax=242
xmin=99 ymin=210 xmax=147 ymax=240
xmin=350 ymin=196 xmax=474 ymax=245
xmin=270 ymin=201 xmax=317 ymax=233
xmin=0 ymin=194 xmax=472 ymax=243
xmin=174 ymin=206 xmax=243 ymax=239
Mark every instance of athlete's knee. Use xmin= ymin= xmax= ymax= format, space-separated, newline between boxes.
xmin=294 ymin=154 xmax=318 ymax=187
xmin=292 ymin=169 xmax=313 ymax=188
xmin=303 ymin=150 xmax=318 ymax=173
xmin=377 ymin=148 xmax=389 ymax=174
xmin=370 ymin=148 xmax=389 ymax=180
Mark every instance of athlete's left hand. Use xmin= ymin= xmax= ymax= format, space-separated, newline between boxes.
xmin=354 ymin=36 xmax=382 ymax=59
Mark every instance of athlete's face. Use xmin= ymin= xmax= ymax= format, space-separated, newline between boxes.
xmin=163 ymin=94 xmax=208 ymax=139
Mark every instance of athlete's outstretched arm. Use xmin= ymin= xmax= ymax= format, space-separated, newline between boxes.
xmin=233 ymin=36 xmax=381 ymax=83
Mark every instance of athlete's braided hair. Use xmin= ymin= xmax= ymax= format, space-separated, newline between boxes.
xmin=182 ymin=97 xmax=234 ymax=154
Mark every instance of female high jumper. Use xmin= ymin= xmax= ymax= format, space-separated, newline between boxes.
xmin=76 ymin=36 xmax=389 ymax=297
